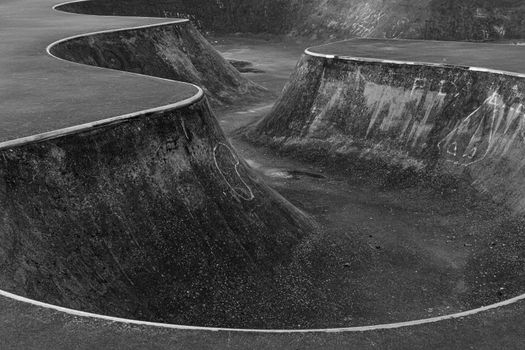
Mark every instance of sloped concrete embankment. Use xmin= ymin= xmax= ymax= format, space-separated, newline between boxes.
xmin=56 ymin=0 xmax=525 ymax=41
xmin=49 ymin=20 xmax=267 ymax=106
xmin=0 ymin=97 xmax=312 ymax=326
xmin=248 ymin=53 xmax=525 ymax=214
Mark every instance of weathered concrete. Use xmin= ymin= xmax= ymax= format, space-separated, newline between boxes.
xmin=0 ymin=0 xmax=312 ymax=334
xmin=249 ymin=39 xmax=525 ymax=215
xmin=0 ymin=95 xmax=311 ymax=326
xmin=57 ymin=0 xmax=525 ymax=41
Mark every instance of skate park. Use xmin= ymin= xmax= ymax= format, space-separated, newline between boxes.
xmin=0 ymin=0 xmax=524 ymax=348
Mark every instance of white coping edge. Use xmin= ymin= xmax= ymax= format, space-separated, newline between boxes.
xmin=51 ymin=0 xmax=192 ymax=40
xmin=2 ymin=288 xmax=525 ymax=333
xmin=305 ymin=45 xmax=525 ymax=79
xmin=0 ymin=90 xmax=203 ymax=151
xmin=0 ymin=0 xmax=523 ymax=335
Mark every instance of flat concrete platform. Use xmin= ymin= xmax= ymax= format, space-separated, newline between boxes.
xmin=309 ymin=38 xmax=525 ymax=75
xmin=0 ymin=0 xmax=198 ymax=142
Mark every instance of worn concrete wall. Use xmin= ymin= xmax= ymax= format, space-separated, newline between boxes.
xmin=57 ymin=0 xmax=525 ymax=41
xmin=425 ymin=0 xmax=525 ymax=41
xmin=50 ymin=21 xmax=267 ymax=106
xmin=249 ymin=54 xmax=525 ymax=214
xmin=0 ymin=97 xmax=311 ymax=326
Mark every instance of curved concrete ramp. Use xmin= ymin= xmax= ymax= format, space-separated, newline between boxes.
xmin=0 ymin=95 xmax=313 ymax=323
xmin=0 ymin=0 xmax=311 ymax=337
xmin=251 ymin=39 xmax=525 ymax=213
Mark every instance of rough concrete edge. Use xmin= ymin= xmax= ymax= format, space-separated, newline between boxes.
xmin=2 ymin=288 xmax=524 ymax=334
xmin=1 ymin=0 xmax=524 ymax=335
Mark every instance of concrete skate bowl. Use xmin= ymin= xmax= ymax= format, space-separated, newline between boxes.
xmin=1 ymin=1 xmax=525 ymax=348
xmin=56 ymin=0 xmax=525 ymax=42
xmin=243 ymin=38 xmax=525 ymax=325
xmin=0 ymin=0 xmax=316 ymax=333
xmin=0 ymin=92 xmax=316 ymax=328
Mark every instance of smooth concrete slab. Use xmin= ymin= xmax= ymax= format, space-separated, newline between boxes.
xmin=309 ymin=38 xmax=525 ymax=75
xmin=0 ymin=0 xmax=198 ymax=142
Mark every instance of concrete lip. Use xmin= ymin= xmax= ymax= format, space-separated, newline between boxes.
xmin=306 ymin=38 xmax=525 ymax=78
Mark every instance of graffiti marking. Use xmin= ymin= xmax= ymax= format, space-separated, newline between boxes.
xmin=213 ymin=143 xmax=254 ymax=201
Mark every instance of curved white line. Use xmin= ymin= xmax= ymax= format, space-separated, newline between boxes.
xmin=1 ymin=288 xmax=524 ymax=333
xmin=0 ymin=0 xmax=524 ymax=335
xmin=213 ymin=142 xmax=255 ymax=201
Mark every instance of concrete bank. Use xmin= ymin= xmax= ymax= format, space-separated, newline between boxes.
xmin=250 ymin=39 xmax=525 ymax=214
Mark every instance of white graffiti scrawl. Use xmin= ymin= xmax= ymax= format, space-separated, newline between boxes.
xmin=213 ymin=143 xmax=255 ymax=201
xmin=438 ymin=88 xmax=525 ymax=167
